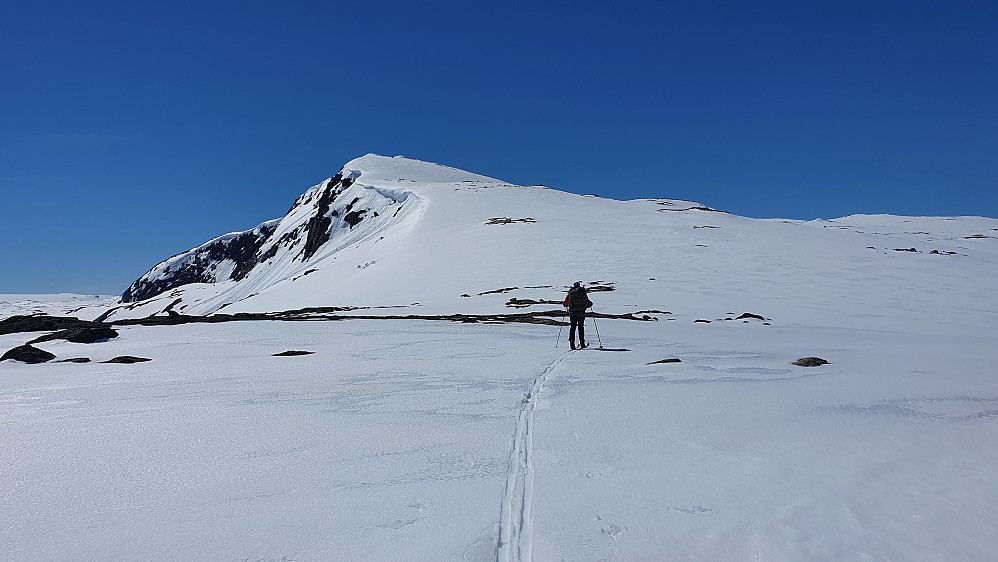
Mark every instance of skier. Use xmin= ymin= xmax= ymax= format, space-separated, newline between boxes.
xmin=563 ymin=281 xmax=593 ymax=350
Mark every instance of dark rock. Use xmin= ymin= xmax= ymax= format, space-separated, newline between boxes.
xmin=793 ymin=357 xmax=828 ymax=367
xmin=30 ymin=326 xmax=119 ymax=344
xmin=343 ymin=209 xmax=368 ymax=228
xmin=647 ymin=358 xmax=681 ymax=365
xmin=694 ymin=319 xmax=711 ymax=323
xmin=104 ymin=306 xmax=667 ymax=330
xmin=102 ymin=356 xmax=152 ymax=364
xmin=461 ymin=294 xmax=471 ymax=298
xmin=485 ymin=217 xmax=537 ymax=225
xmin=0 ymin=315 xmax=95 ymax=336
xmin=506 ymin=298 xmax=561 ymax=308
xmin=894 ymin=248 xmax=917 ymax=252
xmin=1 ymin=344 xmax=56 ymax=363
xmin=161 ymin=298 xmax=183 ymax=315
xmin=272 ymin=350 xmax=314 ymax=356
xmin=122 ymin=224 xmax=278 ymax=302
xmin=57 ymin=358 xmax=91 ymax=363
xmin=479 ymin=287 xmax=519 ymax=295
xmin=301 ymin=176 xmax=343 ymax=261
xmin=735 ymin=312 xmax=765 ymax=321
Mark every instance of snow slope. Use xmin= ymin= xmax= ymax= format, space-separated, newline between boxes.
xmin=96 ymin=155 xmax=998 ymax=341
xmin=2 ymin=155 xmax=998 ymax=560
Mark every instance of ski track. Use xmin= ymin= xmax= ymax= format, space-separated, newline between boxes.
xmin=496 ymin=351 xmax=571 ymax=562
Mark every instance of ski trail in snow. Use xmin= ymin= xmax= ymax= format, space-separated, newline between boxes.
xmin=497 ymin=351 xmax=570 ymax=562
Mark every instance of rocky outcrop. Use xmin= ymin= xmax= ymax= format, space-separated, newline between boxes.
xmin=122 ymin=223 xmax=277 ymax=302
xmin=119 ymin=169 xmax=385 ymax=306
xmin=30 ymin=326 xmax=119 ymax=344
xmin=300 ymin=175 xmax=345 ymax=261
xmin=0 ymin=315 xmax=94 ymax=336
xmin=1 ymin=344 xmax=56 ymax=363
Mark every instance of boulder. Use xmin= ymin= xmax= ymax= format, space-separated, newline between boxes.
xmin=1 ymin=344 xmax=56 ymax=364
xmin=272 ymin=350 xmax=315 ymax=356
xmin=793 ymin=357 xmax=828 ymax=367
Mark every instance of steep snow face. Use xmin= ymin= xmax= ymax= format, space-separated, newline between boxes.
xmin=121 ymin=220 xmax=280 ymax=303
xmin=118 ymin=160 xmax=432 ymax=314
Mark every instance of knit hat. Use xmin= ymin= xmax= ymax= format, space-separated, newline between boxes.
xmin=573 ymin=281 xmax=581 ymax=288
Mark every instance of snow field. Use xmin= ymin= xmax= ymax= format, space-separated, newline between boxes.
xmin=3 ymin=313 xmax=997 ymax=560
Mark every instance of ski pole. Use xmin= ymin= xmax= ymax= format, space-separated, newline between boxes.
xmin=556 ymin=307 xmax=566 ymax=348
xmin=591 ymin=309 xmax=603 ymax=349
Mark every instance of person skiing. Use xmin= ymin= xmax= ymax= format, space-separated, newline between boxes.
xmin=563 ymin=281 xmax=593 ymax=350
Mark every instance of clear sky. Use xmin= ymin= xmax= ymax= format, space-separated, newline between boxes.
xmin=2 ymin=0 xmax=996 ymax=294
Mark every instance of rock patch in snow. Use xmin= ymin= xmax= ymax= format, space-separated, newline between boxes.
xmin=485 ymin=217 xmax=536 ymax=225
xmin=1 ymin=344 xmax=56 ymax=363
xmin=793 ymin=357 xmax=829 ymax=367
xmin=0 ymin=315 xmax=95 ymax=336
xmin=101 ymin=356 xmax=152 ymax=364
xmin=647 ymin=358 xmax=682 ymax=365
xmin=273 ymin=350 xmax=315 ymax=356
xmin=30 ymin=326 xmax=119 ymax=344
xmin=506 ymin=298 xmax=561 ymax=308
xmin=479 ymin=287 xmax=519 ymax=296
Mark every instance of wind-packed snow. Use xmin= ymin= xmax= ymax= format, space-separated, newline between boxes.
xmin=2 ymin=155 xmax=997 ymax=560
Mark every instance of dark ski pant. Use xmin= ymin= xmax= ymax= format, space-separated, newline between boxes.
xmin=569 ymin=311 xmax=586 ymax=346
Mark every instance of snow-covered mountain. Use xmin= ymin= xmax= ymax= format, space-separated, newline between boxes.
xmin=5 ymin=155 xmax=998 ymax=560
xmin=104 ymin=154 xmax=998 ymax=337
xmin=110 ymin=154 xmax=721 ymax=319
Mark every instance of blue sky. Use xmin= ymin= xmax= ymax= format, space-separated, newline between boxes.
xmin=1 ymin=0 xmax=996 ymax=294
